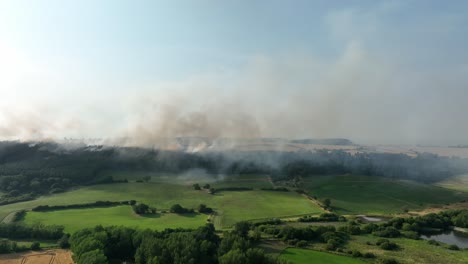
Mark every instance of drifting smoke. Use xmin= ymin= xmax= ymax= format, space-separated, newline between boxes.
xmin=1 ymin=43 xmax=468 ymax=147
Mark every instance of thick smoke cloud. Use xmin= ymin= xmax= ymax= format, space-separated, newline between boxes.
xmin=1 ymin=43 xmax=468 ymax=146
xmin=1 ymin=4 xmax=467 ymax=146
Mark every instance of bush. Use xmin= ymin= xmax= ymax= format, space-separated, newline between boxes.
xmin=376 ymin=238 xmax=389 ymax=245
xmin=402 ymin=231 xmax=419 ymax=240
xmin=325 ymin=243 xmax=336 ymax=250
xmin=30 ymin=241 xmax=40 ymax=250
xmin=170 ymin=204 xmax=192 ymax=214
xmin=379 ymin=241 xmax=399 ymax=250
xmin=427 ymin=239 xmax=439 ymax=246
xmin=373 ymin=227 xmax=400 ymax=238
xmin=363 ymin=252 xmax=375 ymax=258
xmin=198 ymin=204 xmax=213 ymax=214
xmin=296 ymin=240 xmax=308 ymax=247
xmin=448 ymin=244 xmax=460 ymax=250
xmin=378 ymin=258 xmax=399 ymax=264
xmin=58 ymin=234 xmax=70 ymax=248
xmin=351 ymin=250 xmax=362 ymax=258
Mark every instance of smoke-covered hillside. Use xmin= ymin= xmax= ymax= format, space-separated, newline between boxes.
xmin=1 ymin=140 xmax=467 ymax=205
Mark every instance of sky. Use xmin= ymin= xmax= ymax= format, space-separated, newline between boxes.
xmin=0 ymin=0 xmax=467 ymax=145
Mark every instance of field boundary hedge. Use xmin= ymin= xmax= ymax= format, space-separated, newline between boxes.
xmin=31 ymin=200 xmax=132 ymax=212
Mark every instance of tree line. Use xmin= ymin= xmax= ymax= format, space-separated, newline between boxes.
xmin=69 ymin=224 xmax=288 ymax=264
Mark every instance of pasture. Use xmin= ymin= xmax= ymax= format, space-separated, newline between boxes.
xmin=23 ymin=205 xmax=208 ymax=233
xmin=3 ymin=179 xmax=322 ymax=230
xmin=435 ymin=174 xmax=468 ymax=192
xmin=279 ymin=248 xmax=366 ymax=264
xmin=346 ymin=234 xmax=468 ymax=264
xmin=301 ymin=175 xmax=468 ymax=215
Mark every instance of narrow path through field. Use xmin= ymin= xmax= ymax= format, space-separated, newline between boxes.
xmin=0 ymin=211 xmax=18 ymax=224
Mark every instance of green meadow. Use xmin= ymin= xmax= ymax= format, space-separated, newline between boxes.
xmin=23 ymin=205 xmax=208 ymax=233
xmin=436 ymin=174 xmax=468 ymax=193
xmin=279 ymin=248 xmax=366 ymax=264
xmin=1 ymin=175 xmax=322 ymax=230
xmin=301 ymin=175 xmax=468 ymax=215
xmin=346 ymin=234 xmax=468 ymax=264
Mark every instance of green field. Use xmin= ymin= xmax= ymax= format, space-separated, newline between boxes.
xmin=301 ymin=175 xmax=468 ymax=215
xmin=436 ymin=174 xmax=468 ymax=192
xmin=23 ymin=205 xmax=208 ymax=233
xmin=346 ymin=234 xmax=468 ymax=264
xmin=279 ymin=248 xmax=366 ymax=264
xmin=1 ymin=179 xmax=322 ymax=229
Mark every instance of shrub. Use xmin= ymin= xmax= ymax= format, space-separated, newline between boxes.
xmin=351 ymin=250 xmax=362 ymax=258
xmin=297 ymin=240 xmax=308 ymax=247
xmin=325 ymin=243 xmax=336 ymax=250
xmin=376 ymin=238 xmax=389 ymax=245
xmin=378 ymin=258 xmax=399 ymax=264
xmin=30 ymin=241 xmax=40 ymax=250
xmin=448 ymin=244 xmax=460 ymax=250
xmin=363 ymin=252 xmax=375 ymax=258
xmin=427 ymin=239 xmax=439 ymax=246
xmin=58 ymin=234 xmax=70 ymax=248
xmin=379 ymin=241 xmax=399 ymax=250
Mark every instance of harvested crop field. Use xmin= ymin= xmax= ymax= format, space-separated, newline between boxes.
xmin=0 ymin=250 xmax=73 ymax=264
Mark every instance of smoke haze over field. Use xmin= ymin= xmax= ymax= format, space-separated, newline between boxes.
xmin=0 ymin=1 xmax=467 ymax=145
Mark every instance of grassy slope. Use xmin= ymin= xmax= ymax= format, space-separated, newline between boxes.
xmin=23 ymin=205 xmax=207 ymax=233
xmin=2 ymin=180 xmax=322 ymax=229
xmin=279 ymin=248 xmax=366 ymax=264
xmin=347 ymin=235 xmax=468 ymax=264
xmin=436 ymin=174 xmax=468 ymax=192
xmin=301 ymin=175 xmax=468 ymax=215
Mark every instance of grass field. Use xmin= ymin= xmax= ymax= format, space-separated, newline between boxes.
xmin=346 ymin=234 xmax=468 ymax=264
xmin=23 ymin=205 xmax=208 ymax=233
xmin=2 ymin=179 xmax=322 ymax=230
xmin=436 ymin=174 xmax=468 ymax=192
xmin=300 ymin=175 xmax=468 ymax=215
xmin=279 ymin=248 xmax=366 ymax=264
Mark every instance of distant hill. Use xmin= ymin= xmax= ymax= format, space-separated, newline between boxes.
xmin=289 ymin=138 xmax=353 ymax=145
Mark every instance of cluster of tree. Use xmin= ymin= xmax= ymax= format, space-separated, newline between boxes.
xmin=0 ymin=222 xmax=64 ymax=240
xmin=198 ymin=204 xmax=213 ymax=214
xmin=260 ymin=187 xmax=289 ymax=192
xmin=257 ymin=223 xmax=349 ymax=250
xmin=69 ymin=224 xmax=288 ymax=264
xmin=212 ymin=187 xmax=252 ymax=193
xmin=376 ymin=239 xmax=399 ymax=250
xmin=298 ymin=213 xmax=346 ymax=222
xmin=132 ymin=203 xmax=156 ymax=214
xmin=32 ymin=200 xmax=131 ymax=212
xmin=0 ymin=239 xmax=37 ymax=253
xmin=170 ymin=204 xmax=194 ymax=214
xmin=368 ymin=209 xmax=468 ymax=236
xmin=0 ymin=193 xmax=35 ymax=206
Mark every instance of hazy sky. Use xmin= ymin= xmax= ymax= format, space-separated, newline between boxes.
xmin=0 ymin=0 xmax=467 ymax=145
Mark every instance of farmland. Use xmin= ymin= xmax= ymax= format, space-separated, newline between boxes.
xmin=301 ymin=175 xmax=468 ymax=215
xmin=3 ymin=170 xmax=468 ymax=264
xmin=23 ymin=205 xmax=208 ymax=233
xmin=279 ymin=248 xmax=367 ymax=264
xmin=3 ymin=174 xmax=322 ymax=230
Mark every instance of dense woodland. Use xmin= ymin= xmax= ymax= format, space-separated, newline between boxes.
xmin=69 ymin=223 xmax=288 ymax=264
xmin=0 ymin=141 xmax=467 ymax=204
